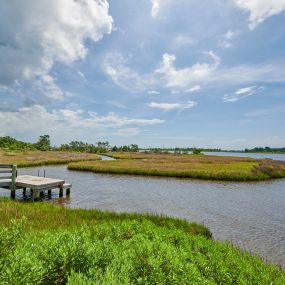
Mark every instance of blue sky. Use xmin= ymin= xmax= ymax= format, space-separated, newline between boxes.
xmin=0 ymin=0 xmax=284 ymax=149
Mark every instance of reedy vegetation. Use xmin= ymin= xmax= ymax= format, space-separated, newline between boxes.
xmin=0 ymin=150 xmax=101 ymax=167
xmin=69 ymin=152 xmax=285 ymax=181
xmin=0 ymin=199 xmax=284 ymax=284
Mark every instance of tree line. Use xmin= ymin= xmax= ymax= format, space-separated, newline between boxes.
xmin=0 ymin=135 xmax=139 ymax=153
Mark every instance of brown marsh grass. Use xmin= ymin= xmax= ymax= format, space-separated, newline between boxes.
xmin=0 ymin=150 xmax=101 ymax=167
xmin=69 ymin=152 xmax=285 ymax=181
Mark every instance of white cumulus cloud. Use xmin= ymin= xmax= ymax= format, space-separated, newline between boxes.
xmin=155 ymin=51 xmax=220 ymax=89
xmin=233 ymin=0 xmax=285 ymax=29
xmin=0 ymin=0 xmax=113 ymax=90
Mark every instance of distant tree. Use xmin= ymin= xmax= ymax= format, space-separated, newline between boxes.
xmin=130 ymin=144 xmax=139 ymax=152
xmin=192 ymin=148 xmax=202 ymax=155
xmin=35 ymin=135 xmax=51 ymax=151
xmin=112 ymin=145 xmax=118 ymax=152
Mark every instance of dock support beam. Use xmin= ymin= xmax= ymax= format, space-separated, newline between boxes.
xmin=33 ymin=189 xmax=40 ymax=201
xmin=59 ymin=185 xmax=63 ymax=197
xmin=10 ymin=165 xmax=17 ymax=199
xmin=66 ymin=188 xmax=71 ymax=197
xmin=23 ymin=187 xmax=26 ymax=196
xmin=48 ymin=189 xmax=52 ymax=199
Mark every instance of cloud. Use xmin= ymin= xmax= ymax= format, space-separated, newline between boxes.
xmin=218 ymin=30 xmax=235 ymax=49
xmin=184 ymin=85 xmax=201 ymax=93
xmin=148 ymin=101 xmax=197 ymax=111
xmin=103 ymin=52 xmax=154 ymax=92
xmin=148 ymin=90 xmax=160 ymax=95
xmin=0 ymin=0 xmax=112 ymax=91
xmin=150 ymin=0 xmax=161 ymax=18
xmin=223 ymin=86 xmax=262 ymax=102
xmin=155 ymin=51 xmax=220 ymax=89
xmin=0 ymin=105 xmax=164 ymax=139
xmin=233 ymin=0 xmax=285 ymax=29
xmin=33 ymin=75 xmax=65 ymax=100
xmin=104 ymin=53 xmax=285 ymax=93
xmin=77 ymin=71 xmax=86 ymax=80
xmin=172 ymin=35 xmax=197 ymax=48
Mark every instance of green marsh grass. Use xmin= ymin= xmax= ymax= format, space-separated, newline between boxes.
xmin=69 ymin=152 xmax=285 ymax=181
xmin=0 ymin=199 xmax=284 ymax=284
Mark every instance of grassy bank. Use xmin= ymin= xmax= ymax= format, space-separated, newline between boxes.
xmin=0 ymin=150 xmax=101 ymax=167
xmin=0 ymin=199 xmax=284 ymax=284
xmin=69 ymin=152 xmax=285 ymax=181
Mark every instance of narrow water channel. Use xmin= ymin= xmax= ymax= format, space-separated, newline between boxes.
xmin=1 ymin=162 xmax=284 ymax=267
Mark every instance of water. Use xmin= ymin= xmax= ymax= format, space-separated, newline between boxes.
xmin=203 ymin=152 xmax=285 ymax=161
xmin=1 ymin=163 xmax=284 ymax=267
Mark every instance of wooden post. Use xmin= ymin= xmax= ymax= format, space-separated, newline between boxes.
xmin=48 ymin=189 xmax=52 ymax=199
xmin=10 ymin=165 xmax=17 ymax=199
xmin=33 ymin=189 xmax=40 ymax=201
xmin=66 ymin=188 xmax=70 ymax=196
xmin=23 ymin=187 xmax=26 ymax=196
xmin=59 ymin=185 xmax=63 ymax=197
xmin=40 ymin=191 xmax=44 ymax=199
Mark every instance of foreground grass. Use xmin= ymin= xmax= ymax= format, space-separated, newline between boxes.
xmin=69 ymin=152 xmax=285 ymax=181
xmin=0 ymin=199 xmax=284 ymax=284
xmin=0 ymin=150 xmax=101 ymax=167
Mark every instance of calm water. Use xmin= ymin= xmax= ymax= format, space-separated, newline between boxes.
xmin=203 ymin=152 xmax=285 ymax=161
xmin=1 ymin=162 xmax=284 ymax=267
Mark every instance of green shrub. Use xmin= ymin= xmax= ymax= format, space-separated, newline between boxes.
xmin=0 ymin=219 xmax=284 ymax=284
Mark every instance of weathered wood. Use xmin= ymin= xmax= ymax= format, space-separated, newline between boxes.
xmin=0 ymin=170 xmax=12 ymax=173
xmin=33 ymin=189 xmax=40 ymax=201
xmin=40 ymin=191 xmax=44 ymax=198
xmin=59 ymin=185 xmax=64 ymax=197
xmin=10 ymin=165 xmax=17 ymax=199
xmin=1 ymin=165 xmax=72 ymax=200
xmin=16 ymin=175 xmax=65 ymax=190
xmin=62 ymin=183 xmax=72 ymax=189
xmin=0 ymin=176 xmax=12 ymax=180
xmin=0 ymin=180 xmax=11 ymax=187
xmin=0 ymin=164 xmax=14 ymax=168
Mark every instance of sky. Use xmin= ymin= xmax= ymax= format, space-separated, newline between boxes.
xmin=0 ymin=0 xmax=285 ymax=149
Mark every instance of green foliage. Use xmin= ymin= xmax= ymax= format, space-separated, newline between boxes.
xmin=0 ymin=215 xmax=284 ymax=284
xmin=111 ymin=144 xmax=139 ymax=152
xmin=245 ymin=147 xmax=285 ymax=153
xmin=35 ymin=134 xmax=51 ymax=151
xmin=0 ymin=136 xmax=35 ymax=150
xmin=192 ymin=148 xmax=202 ymax=155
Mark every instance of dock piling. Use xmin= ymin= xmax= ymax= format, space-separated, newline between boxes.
xmin=59 ymin=185 xmax=63 ymax=197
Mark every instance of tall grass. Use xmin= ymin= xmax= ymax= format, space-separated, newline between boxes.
xmin=0 ymin=200 xmax=284 ymax=284
xmin=0 ymin=150 xmax=101 ymax=167
xmin=68 ymin=153 xmax=285 ymax=181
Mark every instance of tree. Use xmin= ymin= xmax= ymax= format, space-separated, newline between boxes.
xmin=130 ymin=144 xmax=139 ymax=152
xmin=192 ymin=148 xmax=202 ymax=155
xmin=36 ymin=135 xmax=51 ymax=151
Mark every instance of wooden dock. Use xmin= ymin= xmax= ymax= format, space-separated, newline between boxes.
xmin=0 ymin=164 xmax=72 ymax=200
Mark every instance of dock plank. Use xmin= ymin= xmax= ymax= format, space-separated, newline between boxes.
xmin=16 ymin=175 xmax=65 ymax=190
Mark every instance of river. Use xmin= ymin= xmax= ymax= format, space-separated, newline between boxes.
xmin=0 ymin=153 xmax=285 ymax=267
